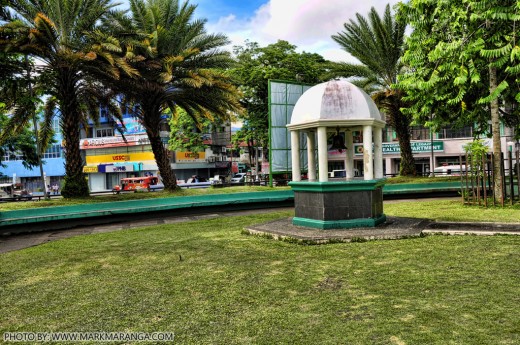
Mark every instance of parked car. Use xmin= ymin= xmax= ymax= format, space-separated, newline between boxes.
xmin=177 ymin=175 xmax=212 ymax=189
xmin=211 ymin=175 xmax=230 ymax=185
xmin=231 ymin=173 xmax=247 ymax=184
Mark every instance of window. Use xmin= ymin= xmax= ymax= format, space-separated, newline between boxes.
xmin=383 ymin=127 xmax=396 ymax=142
xmin=410 ymin=126 xmax=431 ymax=140
xmin=96 ymin=128 xmax=114 ymax=138
xmin=438 ymin=126 xmax=473 ymax=139
xmin=43 ymin=144 xmax=62 ymax=159
xmin=52 ymin=117 xmax=60 ymax=131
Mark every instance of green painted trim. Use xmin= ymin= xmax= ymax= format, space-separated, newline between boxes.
xmin=289 ymin=179 xmax=386 ymax=192
xmin=0 ymin=191 xmax=295 ymax=227
xmin=292 ymin=214 xmax=387 ymax=229
xmin=383 ymin=181 xmax=461 ymax=193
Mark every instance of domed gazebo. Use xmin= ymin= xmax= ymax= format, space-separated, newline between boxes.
xmin=287 ymin=80 xmax=387 ymax=229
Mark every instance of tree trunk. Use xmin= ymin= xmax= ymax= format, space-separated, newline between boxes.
xmin=25 ymin=55 xmax=49 ymax=200
xmin=392 ymin=110 xmax=416 ymax=176
xmin=59 ymin=74 xmax=89 ymax=198
xmin=147 ymin=129 xmax=177 ymax=191
xmin=489 ymin=65 xmax=503 ymax=200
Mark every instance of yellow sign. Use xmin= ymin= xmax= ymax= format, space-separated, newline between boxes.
xmin=83 ymin=166 xmax=99 ymax=173
xmin=86 ymin=152 xmax=155 ymax=164
xmin=175 ymin=151 xmax=206 ymax=162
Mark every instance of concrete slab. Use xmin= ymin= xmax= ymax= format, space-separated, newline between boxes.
xmin=246 ymin=217 xmax=520 ymax=244
xmin=246 ymin=216 xmax=428 ymax=244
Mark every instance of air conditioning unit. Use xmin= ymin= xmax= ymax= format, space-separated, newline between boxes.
xmin=221 ymin=147 xmax=227 ymax=153
xmin=208 ymin=156 xmax=216 ymax=163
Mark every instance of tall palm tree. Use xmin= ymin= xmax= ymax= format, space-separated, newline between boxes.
xmin=0 ymin=0 xmax=138 ymax=197
xmin=110 ymin=0 xmax=242 ymax=191
xmin=330 ymin=4 xmax=416 ymax=176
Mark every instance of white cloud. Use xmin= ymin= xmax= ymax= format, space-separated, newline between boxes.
xmin=207 ymin=0 xmax=400 ymax=62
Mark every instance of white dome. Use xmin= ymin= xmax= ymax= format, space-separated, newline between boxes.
xmin=290 ymin=80 xmax=381 ymax=125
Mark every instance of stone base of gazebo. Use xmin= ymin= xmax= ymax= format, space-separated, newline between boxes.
xmin=289 ymin=180 xmax=386 ymax=230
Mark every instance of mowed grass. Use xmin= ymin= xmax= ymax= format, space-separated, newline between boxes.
xmin=385 ymin=199 xmax=520 ymax=223
xmin=1 ymin=209 xmax=520 ymax=344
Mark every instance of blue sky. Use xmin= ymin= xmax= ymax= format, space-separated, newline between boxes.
xmin=121 ymin=0 xmax=401 ymax=62
xmin=192 ymin=0 xmax=267 ymax=22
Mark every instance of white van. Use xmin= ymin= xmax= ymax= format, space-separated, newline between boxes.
xmin=433 ymin=165 xmax=468 ymax=176
xmin=328 ymin=169 xmax=360 ymax=178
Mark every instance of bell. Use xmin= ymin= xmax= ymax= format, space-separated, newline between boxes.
xmin=330 ymin=128 xmax=347 ymax=153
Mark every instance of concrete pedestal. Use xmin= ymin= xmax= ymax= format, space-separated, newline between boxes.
xmin=289 ymin=180 xmax=386 ymax=229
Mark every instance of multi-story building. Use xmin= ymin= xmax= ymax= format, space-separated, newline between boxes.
xmin=0 ymin=115 xmax=64 ymax=191
xmin=80 ymin=108 xmax=235 ymax=191
xmin=327 ymin=124 xmax=517 ymax=176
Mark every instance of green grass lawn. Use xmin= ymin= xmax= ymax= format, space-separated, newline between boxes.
xmin=385 ymin=199 xmax=520 ymax=223
xmin=1 ymin=209 xmax=520 ymax=344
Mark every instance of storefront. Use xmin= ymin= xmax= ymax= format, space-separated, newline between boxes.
xmin=83 ymin=152 xmax=158 ymax=191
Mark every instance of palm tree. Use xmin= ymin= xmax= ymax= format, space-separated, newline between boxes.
xmin=0 ymin=0 xmax=138 ymax=197
xmin=110 ymin=0 xmax=242 ymax=191
xmin=330 ymin=4 xmax=416 ymax=176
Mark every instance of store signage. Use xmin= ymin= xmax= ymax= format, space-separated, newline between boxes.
xmin=175 ymin=151 xmax=206 ymax=163
xmin=353 ymin=141 xmax=444 ymax=155
xmin=80 ymin=134 xmax=150 ymax=149
xmin=82 ymin=166 xmax=99 ymax=173
xmin=105 ymin=164 xmax=135 ymax=173
xmin=86 ymin=152 xmax=155 ymax=164
xmin=215 ymin=161 xmax=230 ymax=169
xmin=261 ymin=161 xmax=270 ymax=174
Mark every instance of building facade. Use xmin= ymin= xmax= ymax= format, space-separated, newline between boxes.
xmin=80 ymin=110 xmax=237 ymax=191
xmin=327 ymin=124 xmax=517 ymax=176
xmin=0 ymin=115 xmax=65 ymax=191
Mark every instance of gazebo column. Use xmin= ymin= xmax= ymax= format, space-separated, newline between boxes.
xmin=363 ymin=125 xmax=374 ymax=180
xmin=306 ymin=131 xmax=316 ymax=181
xmin=345 ymin=130 xmax=354 ymax=179
xmin=290 ymin=130 xmax=301 ymax=182
xmin=374 ymin=127 xmax=383 ymax=179
xmin=317 ymin=126 xmax=329 ymax=182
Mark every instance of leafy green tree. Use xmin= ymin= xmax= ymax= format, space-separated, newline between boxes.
xmin=329 ymin=4 xmax=415 ymax=176
xmin=0 ymin=0 xmax=137 ymax=198
xmin=168 ymin=106 xmax=211 ymax=153
xmin=231 ymin=40 xmax=329 ymax=155
xmin=0 ymin=104 xmax=40 ymax=171
xmin=110 ymin=0 xmax=242 ymax=191
xmin=398 ymin=0 xmax=520 ymax=199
